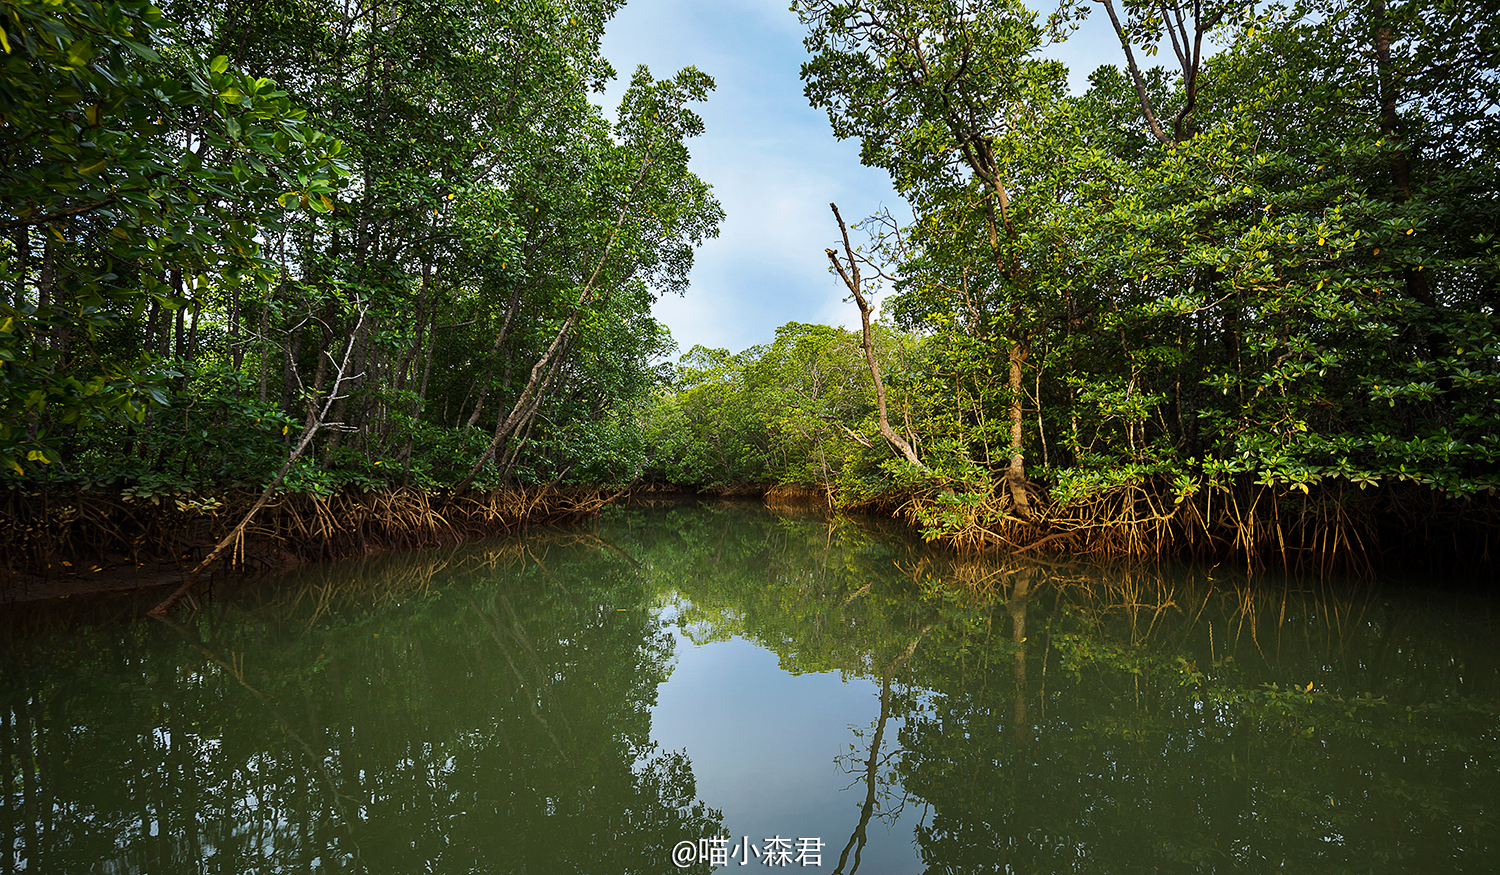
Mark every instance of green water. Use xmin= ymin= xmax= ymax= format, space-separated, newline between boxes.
xmin=2 ymin=500 xmax=1497 ymax=873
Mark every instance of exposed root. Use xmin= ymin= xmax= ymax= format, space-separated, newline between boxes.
xmin=881 ymin=475 xmax=1497 ymax=574
xmin=1 ymin=485 xmax=619 ymax=604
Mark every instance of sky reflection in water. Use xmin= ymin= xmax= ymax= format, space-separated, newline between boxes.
xmin=1 ymin=498 xmax=1497 ymax=873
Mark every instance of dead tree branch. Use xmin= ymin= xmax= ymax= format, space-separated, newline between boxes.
xmin=148 ymin=303 xmax=371 ymax=617
xmin=826 ymin=202 xmax=924 ymax=469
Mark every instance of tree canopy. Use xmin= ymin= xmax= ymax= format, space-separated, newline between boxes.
xmin=640 ymin=0 xmax=1499 ymax=567
xmin=2 ymin=0 xmax=1496 ymax=571
xmin=2 ymin=0 xmax=721 ymax=492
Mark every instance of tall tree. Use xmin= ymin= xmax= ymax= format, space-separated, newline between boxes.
xmin=797 ymin=0 xmax=1069 ymax=516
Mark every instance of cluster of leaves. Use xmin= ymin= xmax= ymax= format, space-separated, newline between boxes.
xmin=0 ymin=0 xmax=345 ymax=474
xmin=652 ymin=0 xmax=1498 ymax=555
xmin=2 ymin=0 xmax=722 ymax=497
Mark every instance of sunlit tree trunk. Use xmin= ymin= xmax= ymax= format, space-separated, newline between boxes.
xmin=1006 ymin=336 xmax=1032 ymax=516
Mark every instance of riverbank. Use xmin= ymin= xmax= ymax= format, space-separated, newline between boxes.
xmin=0 ymin=485 xmax=620 ymax=605
xmin=709 ymin=474 xmax=1499 ymax=580
xmin=5 ymin=475 xmax=1494 ymax=606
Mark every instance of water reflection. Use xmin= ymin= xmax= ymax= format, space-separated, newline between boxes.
xmin=627 ymin=501 xmax=1500 ymax=874
xmin=0 ymin=535 xmax=723 ymax=874
xmin=2 ymin=499 xmax=1497 ymax=874
xmin=829 ymin=627 xmax=927 ymax=874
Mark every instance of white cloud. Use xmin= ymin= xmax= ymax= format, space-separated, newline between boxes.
xmin=595 ymin=0 xmax=905 ymax=357
xmin=597 ymin=0 xmax=1155 ymax=358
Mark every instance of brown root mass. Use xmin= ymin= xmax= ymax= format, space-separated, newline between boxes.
xmin=887 ymin=476 xmax=1497 ymax=576
xmin=764 ymin=484 xmax=831 ymax=506
xmin=1 ymin=485 xmax=615 ymax=604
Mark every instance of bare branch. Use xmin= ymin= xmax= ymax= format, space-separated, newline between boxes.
xmin=1096 ymin=0 xmax=1173 ymax=144
xmin=148 ymin=302 xmax=371 ymax=617
xmin=827 ymin=202 xmax=924 ymax=469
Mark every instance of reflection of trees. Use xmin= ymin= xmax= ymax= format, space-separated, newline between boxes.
xmin=832 ymin=627 xmax=930 ymax=874
xmin=627 ymin=501 xmax=938 ymax=675
xmin=613 ymin=502 xmax=1500 ymax=874
xmin=896 ymin=563 xmax=1500 ymax=873
xmin=1005 ymin=568 xmax=1036 ymax=741
xmin=0 ymin=534 xmax=721 ymax=873
xmin=5 ymin=501 xmax=1496 ymax=873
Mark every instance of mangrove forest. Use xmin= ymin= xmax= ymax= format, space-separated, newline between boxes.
xmin=3 ymin=0 xmax=1499 ymax=586
xmin=3 ymin=3 xmax=1500 ymax=873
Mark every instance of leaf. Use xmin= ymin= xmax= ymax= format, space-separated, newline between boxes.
xmin=210 ymin=54 xmax=230 ymax=74
xmin=119 ymin=38 xmax=160 ymax=62
xmin=65 ymin=38 xmax=94 ymax=68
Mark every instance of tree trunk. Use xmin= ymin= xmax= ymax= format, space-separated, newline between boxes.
xmin=392 ymin=265 xmax=431 ymax=397
xmin=11 ymin=226 xmax=27 ymax=307
xmin=186 ymin=296 xmax=201 ymax=365
xmin=256 ymin=301 xmax=270 ymax=404
xmin=327 ymin=312 xmax=370 ymax=457
xmin=401 ymin=307 xmax=437 ymax=487
xmin=301 ymin=319 xmax=331 ymax=440
xmin=282 ymin=319 xmax=302 ymax=417
xmin=466 ymin=282 xmax=525 ymax=428
xmin=36 ymin=237 xmax=53 ymax=347
xmin=500 ymin=338 xmax=569 ymax=478
xmin=170 ymin=270 xmax=186 ymax=359
xmin=458 ymin=159 xmax=653 ymax=488
xmin=1005 ymin=336 xmax=1032 ymax=517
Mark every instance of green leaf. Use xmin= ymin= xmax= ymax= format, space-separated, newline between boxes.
xmin=65 ymin=39 xmax=94 ymax=67
xmin=118 ymin=38 xmax=159 ymax=62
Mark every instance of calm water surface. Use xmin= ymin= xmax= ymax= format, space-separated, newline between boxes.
xmin=2 ymin=499 xmax=1497 ymax=873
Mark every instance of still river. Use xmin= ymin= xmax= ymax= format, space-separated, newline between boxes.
xmin=2 ymin=499 xmax=1497 ymax=873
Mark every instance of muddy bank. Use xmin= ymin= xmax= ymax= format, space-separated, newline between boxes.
xmin=1 ymin=485 xmax=618 ymax=605
xmin=0 ymin=483 xmax=847 ymax=606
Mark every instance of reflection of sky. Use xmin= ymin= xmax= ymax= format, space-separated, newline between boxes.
xmin=651 ymin=608 xmax=925 ymax=874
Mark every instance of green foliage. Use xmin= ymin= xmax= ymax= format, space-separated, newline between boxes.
xmin=643 ymin=345 xmax=771 ymax=486
xmin=784 ymin=0 xmax=1500 ymax=543
xmin=2 ymin=0 xmax=721 ymax=500
xmin=641 ymin=0 xmax=1498 ymax=562
xmin=0 ymin=0 xmax=346 ymax=474
xmin=640 ymin=324 xmax=935 ymax=492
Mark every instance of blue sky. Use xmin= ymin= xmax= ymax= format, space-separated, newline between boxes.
xmin=594 ymin=1 xmax=1127 ymax=357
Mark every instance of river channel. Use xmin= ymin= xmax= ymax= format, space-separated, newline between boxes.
xmin=2 ymin=499 xmax=1497 ymax=873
